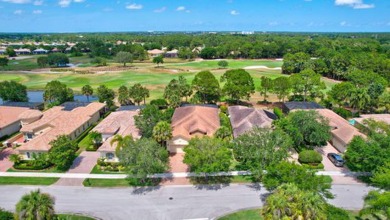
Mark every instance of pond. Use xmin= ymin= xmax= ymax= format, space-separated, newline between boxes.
xmin=0 ymin=91 xmax=98 ymax=104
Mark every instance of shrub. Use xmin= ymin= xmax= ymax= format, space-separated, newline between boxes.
xmin=325 ymin=205 xmax=350 ymax=220
xmin=14 ymin=160 xmax=52 ymax=170
xmin=150 ymin=99 xmax=168 ymax=109
xmin=298 ymin=150 xmax=322 ymax=164
xmin=220 ymin=105 xmax=228 ymax=114
xmin=0 ymin=208 xmax=13 ymax=220
xmin=333 ymin=107 xmax=352 ymax=119
xmin=302 ymin=163 xmax=324 ymax=170
xmin=273 ymin=107 xmax=284 ymax=119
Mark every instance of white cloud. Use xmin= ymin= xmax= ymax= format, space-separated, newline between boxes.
xmin=340 ymin=21 xmax=347 ymax=26
xmin=58 ymin=0 xmax=71 ymax=7
xmin=13 ymin=9 xmax=23 ymax=14
xmin=335 ymin=0 xmax=374 ymax=9
xmin=126 ymin=3 xmax=142 ymax=10
xmin=2 ymin=0 xmax=31 ymax=4
xmin=154 ymin=7 xmax=166 ymax=13
xmin=33 ymin=9 xmax=42 ymax=14
xmin=176 ymin=6 xmax=185 ymax=11
xmin=73 ymin=0 xmax=84 ymax=2
xmin=230 ymin=10 xmax=239 ymax=15
xmin=268 ymin=21 xmax=279 ymax=26
xmin=33 ymin=0 xmax=43 ymax=5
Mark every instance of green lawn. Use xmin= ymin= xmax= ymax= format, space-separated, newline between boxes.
xmin=83 ymin=178 xmax=131 ymax=187
xmin=0 ymin=177 xmax=59 ymax=185
xmin=3 ymin=57 xmax=40 ymax=71
xmin=218 ymin=209 xmax=262 ymax=220
xmin=56 ymin=214 xmax=96 ymax=220
xmin=169 ymin=59 xmax=283 ymax=69
xmin=90 ymin=165 xmax=124 ymax=174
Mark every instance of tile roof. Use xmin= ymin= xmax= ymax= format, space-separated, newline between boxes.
xmin=147 ymin=49 xmax=164 ymax=55
xmin=354 ymin=114 xmax=390 ymax=125
xmin=18 ymin=102 xmax=106 ymax=152
xmin=96 ymin=110 xmax=141 ymax=153
xmin=0 ymin=106 xmax=31 ymax=129
xmin=171 ymin=106 xmax=220 ymax=140
xmin=228 ymin=106 xmax=276 ymax=138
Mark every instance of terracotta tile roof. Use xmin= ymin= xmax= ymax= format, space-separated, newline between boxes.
xmin=96 ymin=110 xmax=141 ymax=153
xmin=316 ymin=109 xmax=366 ymax=145
xmin=354 ymin=114 xmax=390 ymax=125
xmin=0 ymin=106 xmax=31 ymax=129
xmin=171 ymin=106 xmax=220 ymax=140
xmin=228 ymin=106 xmax=275 ymax=138
xmin=18 ymin=102 xmax=106 ymax=152
xmin=147 ymin=49 xmax=164 ymax=55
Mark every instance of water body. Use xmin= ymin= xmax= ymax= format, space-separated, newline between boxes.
xmin=0 ymin=91 xmax=98 ymax=104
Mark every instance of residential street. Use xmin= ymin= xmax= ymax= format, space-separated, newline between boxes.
xmin=0 ymin=184 xmax=375 ymax=220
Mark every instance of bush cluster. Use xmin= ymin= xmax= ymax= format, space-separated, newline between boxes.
xmin=298 ymin=150 xmax=323 ymax=164
xmin=14 ymin=160 xmax=51 ymax=170
xmin=97 ymin=158 xmax=124 ymax=172
xmin=273 ymin=107 xmax=284 ymax=119
xmin=333 ymin=107 xmax=353 ymax=119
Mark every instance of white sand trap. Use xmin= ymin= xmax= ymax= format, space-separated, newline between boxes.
xmin=244 ymin=66 xmax=282 ymax=70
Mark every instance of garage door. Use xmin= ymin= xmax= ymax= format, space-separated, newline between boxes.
xmin=168 ymin=145 xmax=185 ymax=153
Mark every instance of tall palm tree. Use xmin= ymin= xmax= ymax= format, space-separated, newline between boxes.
xmin=110 ymin=135 xmax=134 ymax=156
xmin=15 ymin=189 xmax=55 ymax=220
xmin=152 ymin=121 xmax=172 ymax=146
xmin=81 ymin=85 xmax=93 ymax=102
xmin=350 ymin=88 xmax=371 ymax=113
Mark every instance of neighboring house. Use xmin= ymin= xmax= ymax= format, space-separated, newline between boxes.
xmin=282 ymin=101 xmax=324 ymax=113
xmin=14 ymin=48 xmax=31 ymax=55
xmin=32 ymin=48 xmax=48 ymax=55
xmin=94 ymin=109 xmax=141 ymax=162
xmin=17 ymin=102 xmax=106 ymax=159
xmin=0 ymin=47 xmax=6 ymax=55
xmin=2 ymin=102 xmax=44 ymax=110
xmin=147 ymin=49 xmax=164 ymax=58
xmin=316 ymin=109 xmax=366 ymax=153
xmin=165 ymin=49 xmax=178 ymax=58
xmin=0 ymin=106 xmax=31 ymax=139
xmin=354 ymin=114 xmax=390 ymax=126
xmin=51 ymin=48 xmax=61 ymax=53
xmin=167 ymin=105 xmax=220 ymax=153
xmin=228 ymin=106 xmax=276 ymax=138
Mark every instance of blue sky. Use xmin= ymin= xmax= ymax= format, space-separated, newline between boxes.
xmin=0 ymin=0 xmax=389 ymax=32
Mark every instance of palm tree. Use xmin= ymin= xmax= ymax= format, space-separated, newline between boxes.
xmin=152 ymin=121 xmax=172 ymax=146
xmin=110 ymin=135 xmax=134 ymax=156
xmin=350 ymin=88 xmax=371 ymax=113
xmin=360 ymin=190 xmax=390 ymax=219
xmin=15 ymin=189 xmax=55 ymax=220
xmin=9 ymin=154 xmax=21 ymax=165
xmin=262 ymin=183 xmax=327 ymax=220
xmin=81 ymin=85 xmax=93 ymax=102
xmin=89 ymin=131 xmax=103 ymax=147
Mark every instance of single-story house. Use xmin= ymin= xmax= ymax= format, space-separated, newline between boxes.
xmin=0 ymin=47 xmax=6 ymax=55
xmin=51 ymin=48 xmax=61 ymax=53
xmin=0 ymin=106 xmax=31 ymax=139
xmin=32 ymin=48 xmax=48 ymax=55
xmin=14 ymin=48 xmax=31 ymax=55
xmin=147 ymin=49 xmax=164 ymax=58
xmin=282 ymin=101 xmax=324 ymax=114
xmin=167 ymin=105 xmax=220 ymax=153
xmin=228 ymin=106 xmax=276 ymax=138
xmin=94 ymin=109 xmax=141 ymax=162
xmin=316 ymin=109 xmax=366 ymax=153
xmin=2 ymin=102 xmax=44 ymax=110
xmin=17 ymin=102 xmax=106 ymax=159
xmin=165 ymin=49 xmax=178 ymax=58
xmin=354 ymin=114 xmax=390 ymax=126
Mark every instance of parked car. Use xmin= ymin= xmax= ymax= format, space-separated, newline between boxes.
xmin=327 ymin=153 xmax=344 ymax=167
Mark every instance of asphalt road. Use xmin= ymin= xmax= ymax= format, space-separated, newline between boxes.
xmin=0 ymin=184 xmax=375 ymax=220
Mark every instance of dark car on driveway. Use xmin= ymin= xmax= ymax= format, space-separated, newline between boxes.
xmin=327 ymin=153 xmax=345 ymax=167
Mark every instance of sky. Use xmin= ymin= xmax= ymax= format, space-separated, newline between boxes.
xmin=0 ymin=0 xmax=389 ymax=33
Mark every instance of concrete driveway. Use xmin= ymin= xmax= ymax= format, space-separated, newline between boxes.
xmin=54 ymin=151 xmax=100 ymax=186
xmin=316 ymin=143 xmax=362 ymax=185
xmin=0 ymin=148 xmax=16 ymax=172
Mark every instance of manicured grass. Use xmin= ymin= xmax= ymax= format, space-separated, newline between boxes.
xmin=169 ymin=59 xmax=283 ymax=69
xmin=0 ymin=177 xmax=59 ymax=185
xmin=56 ymin=214 xmax=96 ymax=220
xmin=3 ymin=57 xmax=40 ymax=71
xmin=218 ymin=209 xmax=262 ymax=220
xmin=83 ymin=178 xmax=131 ymax=187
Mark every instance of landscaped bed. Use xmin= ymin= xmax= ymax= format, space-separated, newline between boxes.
xmin=56 ymin=214 xmax=97 ymax=220
xmin=218 ymin=208 xmax=262 ymax=220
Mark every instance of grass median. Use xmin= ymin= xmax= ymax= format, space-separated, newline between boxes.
xmin=0 ymin=177 xmax=59 ymax=185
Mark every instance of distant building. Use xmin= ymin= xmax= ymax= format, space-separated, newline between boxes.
xmin=165 ymin=49 xmax=178 ymax=58
xmin=32 ymin=48 xmax=48 ymax=55
xmin=147 ymin=49 xmax=164 ymax=58
xmin=0 ymin=47 xmax=6 ymax=55
xmin=14 ymin=48 xmax=31 ymax=55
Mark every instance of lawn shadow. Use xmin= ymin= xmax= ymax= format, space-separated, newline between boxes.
xmin=131 ymin=185 xmax=161 ymax=195
xmin=191 ymin=176 xmax=232 ymax=191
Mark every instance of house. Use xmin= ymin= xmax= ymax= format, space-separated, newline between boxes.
xmin=32 ymin=48 xmax=48 ymax=55
xmin=17 ymin=102 xmax=106 ymax=159
xmin=147 ymin=49 xmax=164 ymax=58
xmin=282 ymin=101 xmax=324 ymax=114
xmin=14 ymin=48 xmax=31 ymax=55
xmin=228 ymin=106 xmax=276 ymax=138
xmin=2 ymin=101 xmax=44 ymax=110
xmin=167 ymin=105 xmax=220 ymax=153
xmin=0 ymin=47 xmax=6 ymax=55
xmin=94 ymin=109 xmax=141 ymax=162
xmin=51 ymin=48 xmax=61 ymax=53
xmin=0 ymin=106 xmax=31 ymax=139
xmin=316 ymin=109 xmax=365 ymax=153
xmin=354 ymin=114 xmax=390 ymax=126
xmin=165 ymin=49 xmax=178 ymax=58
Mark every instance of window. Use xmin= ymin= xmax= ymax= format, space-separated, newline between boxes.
xmin=106 ymin=153 xmax=114 ymax=160
xmin=27 ymin=133 xmax=33 ymax=139
xmin=26 ymin=152 xmax=31 ymax=159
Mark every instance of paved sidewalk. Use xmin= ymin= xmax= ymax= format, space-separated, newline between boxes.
xmin=0 ymin=148 xmax=16 ymax=172
xmin=54 ymin=151 xmax=100 ymax=186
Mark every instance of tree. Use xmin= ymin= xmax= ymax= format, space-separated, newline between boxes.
xmin=217 ymin=60 xmax=229 ymax=68
xmin=360 ymin=190 xmax=390 ymax=219
xmin=349 ymin=88 xmax=371 ymax=112
xmin=110 ymin=135 xmax=134 ymax=156
xmin=261 ymin=183 xmax=327 ymax=220
xmin=9 ymin=154 xmax=21 ymax=165
xmin=263 ymin=161 xmax=333 ymax=198
xmin=232 ymin=128 xmax=292 ymax=178
xmin=0 ymin=81 xmax=28 ymax=102
xmin=371 ymin=161 xmax=390 ymax=190
xmin=153 ymin=56 xmax=164 ymax=67
xmin=282 ymin=52 xmax=311 ymax=74
xmin=214 ymin=126 xmax=232 ymax=141
xmin=37 ymin=56 xmax=48 ymax=68
xmin=327 ymin=82 xmax=354 ymax=106
xmin=135 ymin=105 xmax=164 ymax=138
xmin=117 ymin=138 xmax=169 ymax=185
xmin=379 ymin=91 xmax=390 ymax=113
xmin=81 ymin=85 xmax=93 ymax=102
xmin=0 ymin=57 xmax=9 ymax=68
xmin=220 ymin=69 xmax=255 ymax=102
xmin=48 ymin=135 xmax=77 ymax=171
xmin=43 ymin=80 xmax=74 ymax=105
xmin=129 ymin=83 xmax=149 ymax=105
xmin=275 ymin=110 xmax=331 ymax=150
xmin=89 ymin=131 xmax=102 ymax=147
xmin=272 ymin=77 xmax=291 ymax=102
xmin=183 ymin=137 xmax=232 ymax=173
xmin=117 ymin=85 xmax=131 ymax=106
xmin=152 ymin=121 xmax=172 ymax=146
xmin=259 ymin=76 xmax=273 ymax=102
xmin=178 ymin=76 xmax=193 ymax=101
xmin=199 ymin=47 xmax=217 ymax=59
xmin=290 ymin=69 xmax=326 ymax=102
xmin=0 ymin=208 xmax=13 ymax=220
xmin=6 ymin=47 xmax=16 ymax=57
xmin=192 ymin=71 xmax=221 ymax=103
xmin=164 ymin=79 xmax=182 ymax=108
xmin=96 ymin=85 xmax=115 ymax=107
xmin=15 ymin=189 xmax=55 ymax=220
xmin=115 ymin=51 xmax=133 ymax=67
xmin=47 ymin=53 xmax=69 ymax=67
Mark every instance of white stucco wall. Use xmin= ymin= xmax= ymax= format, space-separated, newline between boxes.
xmin=0 ymin=121 xmax=21 ymax=138
xmin=331 ymin=135 xmax=347 ymax=153
xmin=167 ymin=138 xmax=189 ymax=153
